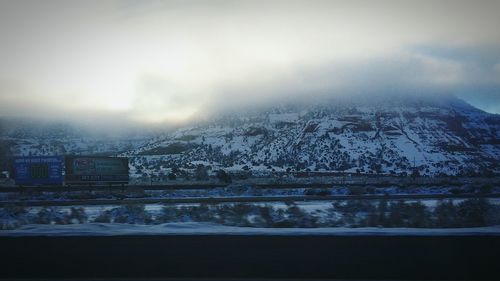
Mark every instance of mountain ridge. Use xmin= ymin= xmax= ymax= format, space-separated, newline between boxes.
xmin=125 ymin=94 xmax=499 ymax=178
xmin=1 ymin=94 xmax=499 ymax=178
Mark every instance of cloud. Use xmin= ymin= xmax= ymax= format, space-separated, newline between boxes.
xmin=0 ymin=0 xmax=499 ymax=129
xmin=203 ymin=45 xmax=499 ymax=110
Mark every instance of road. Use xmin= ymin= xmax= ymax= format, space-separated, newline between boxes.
xmin=1 ymin=177 xmax=499 ymax=192
xmin=0 ymin=234 xmax=498 ymax=279
xmin=1 ymin=192 xmax=499 ymax=207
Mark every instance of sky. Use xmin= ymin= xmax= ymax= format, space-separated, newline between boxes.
xmin=0 ymin=0 xmax=499 ymax=127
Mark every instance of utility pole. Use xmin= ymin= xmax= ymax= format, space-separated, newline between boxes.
xmin=412 ymin=156 xmax=417 ymax=181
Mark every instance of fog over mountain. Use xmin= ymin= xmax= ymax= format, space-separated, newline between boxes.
xmin=0 ymin=0 xmax=499 ymax=130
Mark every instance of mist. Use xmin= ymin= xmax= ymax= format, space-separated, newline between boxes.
xmin=0 ymin=0 xmax=499 ymax=132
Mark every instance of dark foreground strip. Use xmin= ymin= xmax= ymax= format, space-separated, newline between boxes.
xmin=1 ymin=193 xmax=500 ymax=207
xmin=0 ymin=235 xmax=498 ymax=280
xmin=0 ymin=184 xmax=229 ymax=192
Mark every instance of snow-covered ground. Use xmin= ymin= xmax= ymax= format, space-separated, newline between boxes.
xmin=13 ymin=198 xmax=500 ymax=215
xmin=2 ymin=198 xmax=500 ymax=235
xmin=2 ymin=222 xmax=500 ymax=236
xmin=122 ymin=96 xmax=500 ymax=178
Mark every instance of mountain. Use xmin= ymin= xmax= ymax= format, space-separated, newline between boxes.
xmin=125 ymin=94 xmax=500 ymax=178
xmin=1 ymin=94 xmax=498 ymax=178
xmin=0 ymin=118 xmax=150 ymax=165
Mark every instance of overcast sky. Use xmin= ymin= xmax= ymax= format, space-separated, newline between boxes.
xmin=0 ymin=0 xmax=499 ymax=126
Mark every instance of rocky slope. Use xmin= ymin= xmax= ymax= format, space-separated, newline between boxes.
xmin=125 ymin=94 xmax=499 ymax=178
xmin=2 ymin=94 xmax=498 ymax=178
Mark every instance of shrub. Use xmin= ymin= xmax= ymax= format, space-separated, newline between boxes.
xmin=216 ymin=170 xmax=232 ymax=183
xmin=284 ymin=204 xmax=318 ymax=227
xmin=95 ymin=205 xmax=153 ymax=224
xmin=216 ymin=203 xmax=257 ymax=226
xmin=0 ymin=206 xmax=31 ymax=230
xmin=456 ymin=198 xmax=491 ymax=227
xmin=333 ymin=200 xmax=375 ymax=214
xmin=159 ymin=205 xmax=200 ymax=223
xmin=195 ymin=164 xmax=209 ymax=181
xmin=403 ymin=202 xmax=429 ymax=228
xmin=485 ymin=204 xmax=500 ymax=225
xmin=304 ymin=188 xmax=331 ymax=196
xmin=34 ymin=207 xmax=69 ymax=225
xmin=68 ymin=207 xmax=88 ymax=224
xmin=189 ymin=204 xmax=213 ymax=222
xmin=167 ymin=173 xmax=177 ymax=180
xmin=94 ymin=212 xmax=112 ymax=223
xmin=433 ymin=200 xmax=458 ymax=227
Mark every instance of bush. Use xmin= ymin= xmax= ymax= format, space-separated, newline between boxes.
xmin=157 ymin=203 xmax=321 ymax=228
xmin=216 ymin=203 xmax=257 ymax=226
xmin=485 ymin=204 xmax=500 ymax=225
xmin=167 ymin=173 xmax=177 ymax=180
xmin=34 ymin=207 xmax=69 ymax=225
xmin=456 ymin=198 xmax=491 ymax=227
xmin=7 ymin=198 xmax=491 ymax=230
xmin=304 ymin=188 xmax=331 ymax=196
xmin=432 ymin=200 xmax=457 ymax=227
xmin=216 ymin=170 xmax=232 ymax=183
xmin=195 ymin=164 xmax=209 ymax=181
xmin=284 ymin=204 xmax=318 ymax=227
xmin=0 ymin=206 xmax=31 ymax=230
xmin=333 ymin=200 xmax=375 ymax=214
xmin=159 ymin=205 xmax=201 ymax=223
xmin=95 ymin=205 xmax=153 ymax=224
xmin=380 ymin=201 xmax=430 ymax=227
xmin=94 ymin=212 xmax=112 ymax=223
xmin=68 ymin=207 xmax=88 ymax=224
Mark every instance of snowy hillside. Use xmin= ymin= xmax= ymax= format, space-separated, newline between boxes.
xmin=1 ymin=94 xmax=498 ymax=178
xmin=0 ymin=119 xmax=149 ymax=169
xmin=125 ymin=94 xmax=500 ymax=178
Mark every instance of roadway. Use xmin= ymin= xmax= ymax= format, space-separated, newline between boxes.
xmin=0 ymin=176 xmax=498 ymax=192
xmin=1 ymin=192 xmax=499 ymax=207
xmin=1 ymin=234 xmax=498 ymax=279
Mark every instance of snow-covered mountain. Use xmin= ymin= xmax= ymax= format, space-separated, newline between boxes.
xmin=125 ymin=94 xmax=499 ymax=177
xmin=1 ymin=94 xmax=499 ymax=178
xmin=0 ymin=119 xmax=150 ymax=171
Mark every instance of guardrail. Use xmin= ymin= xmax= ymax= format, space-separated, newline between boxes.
xmin=1 ymin=192 xmax=499 ymax=207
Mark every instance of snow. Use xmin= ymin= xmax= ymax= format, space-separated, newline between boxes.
xmin=2 ymin=222 xmax=500 ymax=236
xmin=3 ymin=94 xmax=500 ymax=183
xmin=115 ymin=99 xmax=497 ymax=177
